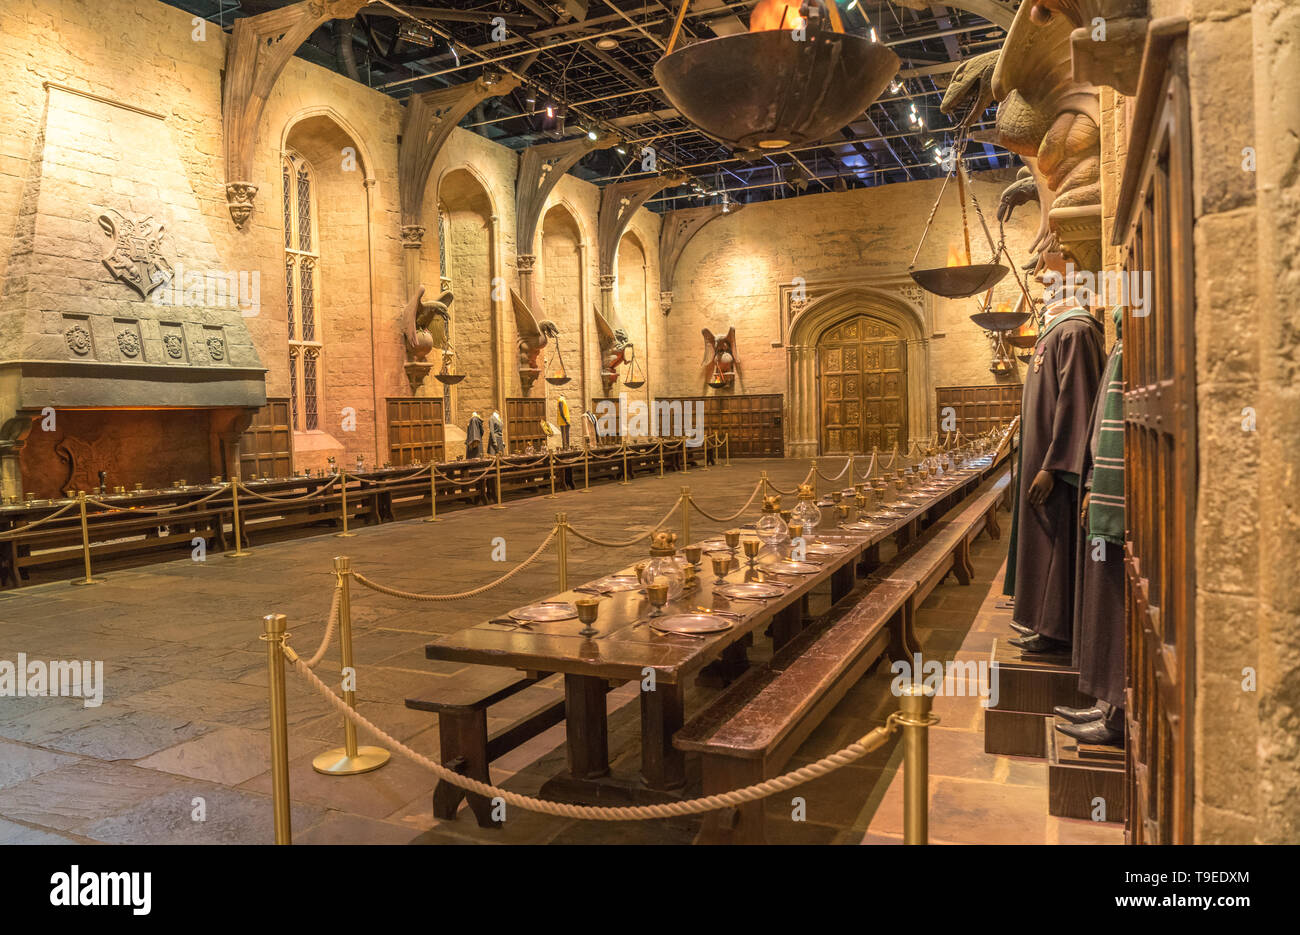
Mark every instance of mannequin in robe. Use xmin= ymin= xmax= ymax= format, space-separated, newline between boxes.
xmin=466 ymin=411 xmax=484 ymax=459
xmin=1056 ymin=306 xmax=1126 ymax=744
xmin=1007 ymin=265 xmax=1106 ymax=655
xmin=487 ymin=410 xmax=505 ymax=455
xmin=557 ymin=395 xmax=572 ymax=448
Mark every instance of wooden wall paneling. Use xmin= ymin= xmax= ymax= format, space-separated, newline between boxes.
xmin=238 ymin=398 xmax=293 ymax=479
xmin=935 ymin=383 xmax=1023 ymax=439
xmin=505 ymin=396 xmax=546 ymax=453
xmin=386 ymin=397 xmax=444 ymax=466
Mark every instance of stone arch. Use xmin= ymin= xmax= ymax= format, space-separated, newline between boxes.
xmin=281 ymin=111 xmax=379 ymax=468
xmin=616 ymin=229 xmax=650 ymax=402
xmin=438 ymin=165 xmax=502 ymax=417
xmin=786 ymin=286 xmax=932 ymax=457
xmin=539 ymin=202 xmax=587 ymax=407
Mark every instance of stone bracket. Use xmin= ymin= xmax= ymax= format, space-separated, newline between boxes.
xmin=657 ymin=203 xmax=742 ymax=309
xmin=598 ymin=170 xmax=687 ymax=280
xmin=221 ymin=0 xmax=370 ymax=228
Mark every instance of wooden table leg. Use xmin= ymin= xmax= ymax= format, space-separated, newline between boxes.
xmin=564 ymin=674 xmax=610 ymax=780
xmin=639 ymin=679 xmax=686 ymax=790
xmin=830 ymin=562 xmax=855 ymax=603
xmin=770 ymin=603 xmax=802 ymax=651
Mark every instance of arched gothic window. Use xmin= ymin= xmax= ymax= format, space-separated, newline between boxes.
xmin=282 ymin=151 xmax=321 ymax=431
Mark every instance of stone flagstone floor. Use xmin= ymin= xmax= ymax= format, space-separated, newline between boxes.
xmin=0 ymin=457 xmax=1122 ymax=845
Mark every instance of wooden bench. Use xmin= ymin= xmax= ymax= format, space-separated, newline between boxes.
xmin=673 ymin=578 xmax=915 ymax=844
xmin=405 ymin=670 xmax=565 ymax=828
xmin=869 ymin=467 xmax=1011 ymax=656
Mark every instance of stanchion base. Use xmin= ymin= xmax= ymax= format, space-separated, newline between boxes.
xmin=422 ymin=517 xmax=442 ymax=523
xmin=335 ymin=532 xmax=357 ymax=538
xmin=545 ymin=494 xmax=558 ymax=500
xmin=224 ymin=551 xmax=253 ymax=559
xmin=312 ymin=746 xmax=390 ymax=776
xmin=490 ymin=504 xmax=506 ymax=510
xmin=70 ymin=577 xmax=104 ymax=586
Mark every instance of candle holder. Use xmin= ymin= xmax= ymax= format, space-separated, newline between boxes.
xmin=575 ymin=596 xmax=601 ymax=637
xmin=711 ymin=554 xmax=731 ymax=585
xmin=742 ymin=538 xmax=761 ymax=568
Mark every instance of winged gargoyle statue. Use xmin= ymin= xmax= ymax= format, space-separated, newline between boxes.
xmin=511 ymin=288 xmax=559 ymax=394
xmin=594 ymin=307 xmax=631 ymax=395
xmin=403 ymin=286 xmax=453 ymax=363
xmin=938 ymin=0 xmax=1102 ymax=269
xmin=701 ymin=326 xmax=738 ymax=389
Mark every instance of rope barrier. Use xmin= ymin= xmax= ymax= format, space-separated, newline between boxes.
xmin=351 ymin=528 xmax=557 ymax=601
xmin=432 ymin=460 xmax=498 ymax=485
xmin=565 ymin=499 xmax=682 ymax=548
xmin=287 ymin=650 xmax=918 ymax=820
xmin=301 ymin=581 xmax=343 ymax=670
xmin=235 ymin=476 xmax=341 ymax=503
xmin=766 ymin=466 xmax=815 ymax=496
xmin=813 ymin=456 xmax=853 ymax=484
xmin=83 ymin=484 xmax=228 ymax=515
xmin=0 ymin=501 xmax=78 ymax=540
xmin=688 ymin=478 xmax=764 ymax=523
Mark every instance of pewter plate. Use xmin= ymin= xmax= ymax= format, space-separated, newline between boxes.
xmin=650 ymin=613 xmax=733 ymax=634
xmin=715 ymin=581 xmax=786 ymax=600
xmin=509 ymin=601 xmax=578 ymax=622
xmin=584 ymin=575 xmax=641 ymax=593
xmin=763 ymin=560 xmax=820 ymax=575
xmin=697 ymin=538 xmax=731 ymax=551
xmin=805 ymin=542 xmax=847 ymax=555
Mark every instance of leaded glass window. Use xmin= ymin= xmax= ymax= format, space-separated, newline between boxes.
xmin=282 ymin=151 xmax=322 ymax=432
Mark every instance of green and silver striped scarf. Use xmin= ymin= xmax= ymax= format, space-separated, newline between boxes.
xmin=1088 ymin=310 xmax=1124 ymax=544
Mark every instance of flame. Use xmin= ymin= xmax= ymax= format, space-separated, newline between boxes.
xmin=996 ymin=301 xmax=1013 ymax=316
xmin=749 ymin=0 xmax=806 ymax=32
xmin=946 ymin=245 xmax=969 ymax=267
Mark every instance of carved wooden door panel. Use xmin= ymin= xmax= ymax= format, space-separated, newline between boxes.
xmin=1116 ymin=27 xmax=1195 ymax=844
xmin=818 ymin=315 xmax=906 ymax=455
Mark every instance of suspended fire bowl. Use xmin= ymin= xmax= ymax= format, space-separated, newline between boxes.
xmin=654 ymin=31 xmax=899 ymax=151
xmin=910 ymin=263 xmax=1009 ymax=299
xmin=1005 ymin=332 xmax=1038 ymax=349
xmin=970 ymin=311 xmax=1031 ymax=332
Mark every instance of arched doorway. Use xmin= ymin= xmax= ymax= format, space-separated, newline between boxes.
xmin=817 ymin=314 xmax=907 ymax=454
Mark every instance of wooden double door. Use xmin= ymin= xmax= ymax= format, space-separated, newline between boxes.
xmin=818 ymin=315 xmax=907 ymax=454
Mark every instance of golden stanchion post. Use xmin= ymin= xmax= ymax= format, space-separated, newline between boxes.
xmin=680 ymin=486 xmax=691 ymax=547
xmin=556 ymin=513 xmax=568 ymax=592
xmin=70 ymin=491 xmax=102 ymax=586
xmin=335 ymin=474 xmax=356 ymax=538
xmin=810 ymin=459 xmax=818 ymax=498
xmin=423 ymin=464 xmax=440 ymax=523
xmin=658 ymin=438 xmax=665 ymax=478
xmin=760 ymin=470 xmax=770 ymax=498
xmin=724 ymin=434 xmax=730 ymax=467
xmin=619 ymin=439 xmax=630 ymax=485
xmin=262 ymin=612 xmax=293 ymax=844
xmin=225 ymin=480 xmax=252 ymax=558
xmin=581 ymin=445 xmax=589 ymax=492
xmin=701 ymin=433 xmax=710 ymax=471
xmin=682 ymin=438 xmax=689 ymax=475
xmin=848 ymin=453 xmax=855 ymax=486
xmin=899 ymin=683 xmax=934 ymax=845
xmin=313 ymin=557 xmax=390 ymax=776
xmin=546 ymin=449 xmax=557 ymax=499
xmin=492 ymin=455 xmax=505 ymax=509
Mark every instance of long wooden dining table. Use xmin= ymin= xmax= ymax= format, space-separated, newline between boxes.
xmin=425 ymin=453 xmax=1005 ymax=798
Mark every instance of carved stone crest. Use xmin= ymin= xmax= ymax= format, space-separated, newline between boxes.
xmin=65 ymin=326 xmax=91 ymax=356
xmin=117 ymin=329 xmax=141 ymax=358
xmin=206 ymin=336 xmax=226 ymax=361
xmin=225 ymin=181 xmax=258 ymax=229
xmin=163 ymin=334 xmax=184 ymax=359
xmin=97 ymin=210 xmax=172 ymax=298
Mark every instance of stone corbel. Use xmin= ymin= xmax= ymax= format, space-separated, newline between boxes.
xmin=656 ymin=202 xmax=741 ymax=312
xmin=597 ymin=170 xmax=687 ymax=316
xmin=222 ymin=0 xmax=370 ymax=228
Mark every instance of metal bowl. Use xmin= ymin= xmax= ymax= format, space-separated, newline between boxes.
xmin=1005 ymin=332 xmax=1038 ymax=348
xmin=910 ymin=263 xmax=1009 ymax=299
xmin=970 ymin=311 xmax=1031 ymax=332
xmin=655 ymin=31 xmax=899 ymax=151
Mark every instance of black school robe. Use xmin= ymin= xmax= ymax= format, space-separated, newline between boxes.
xmin=466 ymin=414 xmax=484 ymax=458
xmin=1012 ymin=311 xmax=1105 ymax=642
xmin=1072 ymin=340 xmax=1126 ymax=710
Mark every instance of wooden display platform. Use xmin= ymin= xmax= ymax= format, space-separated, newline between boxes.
xmin=1046 ymin=718 xmax=1126 ymax=822
xmin=983 ymin=637 xmax=1092 ymax=758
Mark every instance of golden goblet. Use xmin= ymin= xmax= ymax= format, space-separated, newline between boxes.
xmin=684 ymin=544 xmax=702 ymax=569
xmin=742 ymin=538 xmax=761 ymax=567
xmin=575 ymin=596 xmax=601 ymax=637
xmin=711 ymin=553 xmax=731 ymax=585
xmin=724 ymin=528 xmax=741 ymax=556
xmin=646 ymin=579 xmax=670 ymax=617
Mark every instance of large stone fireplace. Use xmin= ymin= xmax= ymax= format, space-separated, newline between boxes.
xmin=0 ymin=84 xmax=266 ymax=499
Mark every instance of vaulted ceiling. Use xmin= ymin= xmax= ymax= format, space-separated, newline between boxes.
xmin=170 ymin=0 xmax=1017 ymax=212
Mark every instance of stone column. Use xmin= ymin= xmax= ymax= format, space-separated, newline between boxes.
xmin=599 ymin=273 xmax=617 ymax=320
xmin=400 ymin=225 xmax=425 ymax=303
xmin=786 ymin=344 xmax=817 ymax=458
xmin=516 ymin=252 xmax=538 ymax=319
